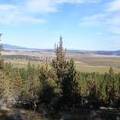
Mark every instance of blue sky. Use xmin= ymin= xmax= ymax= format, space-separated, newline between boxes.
xmin=0 ymin=0 xmax=120 ymax=50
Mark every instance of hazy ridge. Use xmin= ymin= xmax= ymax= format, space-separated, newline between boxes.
xmin=3 ymin=44 xmax=120 ymax=56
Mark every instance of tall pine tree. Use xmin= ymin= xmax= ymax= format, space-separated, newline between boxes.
xmin=0 ymin=33 xmax=4 ymax=99
xmin=0 ymin=33 xmax=4 ymax=69
xmin=52 ymin=37 xmax=80 ymax=109
xmin=52 ymin=36 xmax=67 ymax=82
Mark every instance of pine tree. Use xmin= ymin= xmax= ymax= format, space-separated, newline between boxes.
xmin=38 ymin=63 xmax=58 ymax=107
xmin=0 ymin=33 xmax=4 ymax=100
xmin=109 ymin=67 xmax=114 ymax=75
xmin=0 ymin=34 xmax=16 ymax=107
xmin=13 ymin=69 xmax=23 ymax=99
xmin=2 ymin=71 xmax=14 ymax=105
xmin=107 ymin=67 xmax=116 ymax=106
xmin=0 ymin=33 xmax=4 ymax=69
xmin=52 ymin=37 xmax=81 ymax=110
xmin=62 ymin=59 xmax=79 ymax=98
xmin=52 ymin=36 xmax=67 ymax=82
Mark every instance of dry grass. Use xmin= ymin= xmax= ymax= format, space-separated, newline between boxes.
xmin=3 ymin=51 xmax=120 ymax=73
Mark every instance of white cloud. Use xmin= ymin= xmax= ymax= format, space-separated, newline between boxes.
xmin=26 ymin=0 xmax=57 ymax=13
xmin=0 ymin=3 xmax=46 ymax=25
xmin=0 ymin=13 xmax=45 ymax=25
xmin=26 ymin=0 xmax=101 ymax=13
xmin=18 ymin=16 xmax=46 ymax=24
xmin=80 ymin=0 xmax=120 ymax=35
xmin=106 ymin=13 xmax=120 ymax=34
xmin=106 ymin=0 xmax=120 ymax=12
xmin=55 ymin=0 xmax=101 ymax=4
xmin=0 ymin=0 xmax=101 ymax=25
xmin=80 ymin=13 xmax=106 ymax=26
xmin=0 ymin=4 xmax=16 ymax=11
xmin=80 ymin=13 xmax=120 ymax=35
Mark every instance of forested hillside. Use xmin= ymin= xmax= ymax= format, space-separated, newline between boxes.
xmin=0 ymin=38 xmax=120 ymax=120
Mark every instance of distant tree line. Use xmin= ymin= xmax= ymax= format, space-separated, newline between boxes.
xmin=0 ymin=37 xmax=120 ymax=113
xmin=3 ymin=55 xmax=53 ymax=62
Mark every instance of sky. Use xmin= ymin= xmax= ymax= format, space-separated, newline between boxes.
xmin=0 ymin=0 xmax=120 ymax=50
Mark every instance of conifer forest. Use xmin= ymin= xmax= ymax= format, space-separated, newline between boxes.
xmin=0 ymin=38 xmax=120 ymax=120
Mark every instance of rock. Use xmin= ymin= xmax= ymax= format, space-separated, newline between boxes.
xmin=20 ymin=110 xmax=26 ymax=114
xmin=0 ymin=103 xmax=11 ymax=111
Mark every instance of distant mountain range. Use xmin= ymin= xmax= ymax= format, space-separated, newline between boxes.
xmin=3 ymin=44 xmax=52 ymax=52
xmin=3 ymin=44 xmax=28 ymax=50
xmin=3 ymin=44 xmax=120 ymax=56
